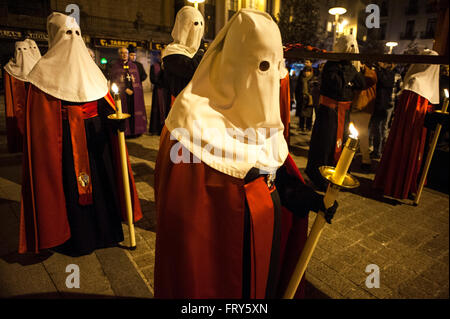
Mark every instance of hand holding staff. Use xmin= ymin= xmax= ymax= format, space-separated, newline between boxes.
xmin=110 ymin=83 xmax=136 ymax=249
xmin=414 ymin=89 xmax=449 ymax=205
xmin=283 ymin=123 xmax=360 ymax=299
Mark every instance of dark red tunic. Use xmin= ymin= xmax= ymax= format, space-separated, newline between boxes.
xmin=154 ymin=126 xmax=308 ymax=298
xmin=373 ymin=90 xmax=432 ymax=199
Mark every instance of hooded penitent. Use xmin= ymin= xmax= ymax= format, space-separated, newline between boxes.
xmin=155 ymin=9 xmax=310 ymax=299
xmin=4 ymin=41 xmax=39 ymax=82
xmin=19 ymin=12 xmax=142 ymax=255
xmin=373 ymin=49 xmax=441 ymax=199
xmin=334 ymin=34 xmax=361 ymax=72
xmin=401 ymin=49 xmax=440 ymax=104
xmin=27 ymin=12 xmax=108 ymax=102
xmin=161 ymin=6 xmax=204 ymax=59
xmin=165 ymin=9 xmax=289 ymax=178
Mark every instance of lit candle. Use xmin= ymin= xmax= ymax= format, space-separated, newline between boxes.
xmin=111 ymin=83 xmax=122 ymax=116
xmin=332 ymin=122 xmax=359 ymax=185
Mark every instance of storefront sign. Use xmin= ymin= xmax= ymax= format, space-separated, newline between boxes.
xmin=24 ymin=31 xmax=48 ymax=42
xmin=150 ymin=42 xmax=166 ymax=51
xmin=0 ymin=30 xmax=22 ymax=40
xmin=0 ymin=29 xmax=49 ymax=42
xmin=94 ymin=38 xmax=147 ymax=49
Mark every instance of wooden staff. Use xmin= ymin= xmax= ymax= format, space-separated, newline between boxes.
xmin=283 ymin=184 xmax=339 ymax=299
xmin=110 ymin=83 xmax=136 ymax=249
xmin=283 ymin=124 xmax=360 ymax=299
xmin=414 ymin=90 xmax=449 ymax=206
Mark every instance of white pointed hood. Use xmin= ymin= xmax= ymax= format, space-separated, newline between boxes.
xmin=27 ymin=12 xmax=108 ymax=102
xmin=165 ymin=9 xmax=288 ymax=179
xmin=4 ymin=41 xmax=39 ymax=82
xmin=25 ymin=39 xmax=42 ymax=60
xmin=162 ymin=6 xmax=205 ymax=59
xmin=401 ymin=49 xmax=440 ymax=104
xmin=334 ymin=34 xmax=361 ymax=72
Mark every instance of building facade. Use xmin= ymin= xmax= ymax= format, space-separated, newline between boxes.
xmin=351 ymin=0 xmax=439 ymax=54
xmin=0 ymin=0 xmax=282 ymax=90
xmin=0 ymin=0 xmax=175 ymax=90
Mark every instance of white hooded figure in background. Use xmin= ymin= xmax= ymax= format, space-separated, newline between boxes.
xmin=4 ymin=41 xmax=39 ymax=82
xmin=3 ymin=40 xmax=40 ymax=153
xmin=333 ymin=34 xmax=361 ymax=72
xmin=24 ymin=39 xmax=42 ymax=61
xmin=401 ymin=49 xmax=440 ymax=105
xmin=161 ymin=6 xmax=205 ymax=98
xmin=19 ymin=12 xmax=142 ymax=257
xmin=154 ymin=9 xmax=335 ymax=299
xmin=373 ymin=48 xmax=441 ymax=199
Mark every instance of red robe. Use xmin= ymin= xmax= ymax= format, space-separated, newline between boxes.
xmin=19 ymin=85 xmax=143 ymax=254
xmin=3 ymin=71 xmax=26 ymax=153
xmin=154 ymin=126 xmax=308 ymax=298
xmin=373 ymin=90 xmax=432 ymax=199
xmin=280 ymin=73 xmax=291 ymax=143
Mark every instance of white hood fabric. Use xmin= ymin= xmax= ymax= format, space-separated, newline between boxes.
xmin=25 ymin=39 xmax=42 ymax=60
xmin=165 ymin=9 xmax=289 ymax=179
xmin=334 ymin=34 xmax=361 ymax=72
xmin=162 ymin=6 xmax=205 ymax=59
xmin=4 ymin=41 xmax=39 ymax=82
xmin=401 ymin=49 xmax=440 ymax=104
xmin=27 ymin=12 xmax=108 ymax=102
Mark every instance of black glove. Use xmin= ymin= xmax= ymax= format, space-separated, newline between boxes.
xmin=424 ymin=111 xmax=449 ymax=130
xmin=275 ymin=165 xmax=338 ymax=224
xmin=322 ymin=200 xmax=338 ymax=224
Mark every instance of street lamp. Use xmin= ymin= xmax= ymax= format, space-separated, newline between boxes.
xmin=386 ymin=41 xmax=398 ymax=54
xmin=328 ymin=7 xmax=347 ymax=47
xmin=188 ymin=0 xmax=205 ymax=9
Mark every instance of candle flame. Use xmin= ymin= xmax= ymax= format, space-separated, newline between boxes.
xmin=349 ymin=122 xmax=358 ymax=138
xmin=445 ymin=89 xmax=449 ymax=99
xmin=111 ymin=83 xmax=118 ymax=94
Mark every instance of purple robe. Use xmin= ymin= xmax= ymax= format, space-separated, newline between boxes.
xmin=110 ymin=60 xmax=147 ymax=136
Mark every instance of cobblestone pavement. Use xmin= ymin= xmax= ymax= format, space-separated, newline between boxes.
xmin=0 ymin=95 xmax=448 ymax=299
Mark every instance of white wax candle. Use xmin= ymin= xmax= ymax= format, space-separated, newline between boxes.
xmin=115 ymin=94 xmax=123 ymax=116
xmin=332 ymin=138 xmax=357 ymax=185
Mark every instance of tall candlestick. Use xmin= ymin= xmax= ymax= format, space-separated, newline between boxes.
xmin=283 ymin=123 xmax=359 ymax=299
xmin=108 ymin=82 xmax=136 ymax=249
xmin=414 ymin=89 xmax=449 ymax=205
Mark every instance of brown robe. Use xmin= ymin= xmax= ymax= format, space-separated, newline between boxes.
xmin=3 ymin=71 xmax=26 ymax=153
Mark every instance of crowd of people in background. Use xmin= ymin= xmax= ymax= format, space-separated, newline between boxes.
xmin=287 ymin=47 xmax=449 ymax=193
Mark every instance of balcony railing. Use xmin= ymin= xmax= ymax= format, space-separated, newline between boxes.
xmin=400 ymin=31 xmax=418 ymax=40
